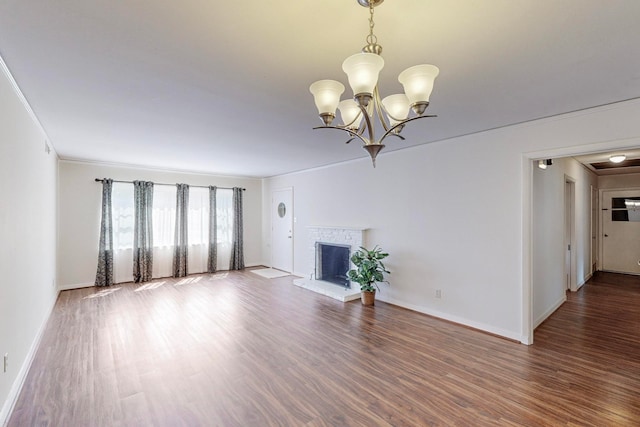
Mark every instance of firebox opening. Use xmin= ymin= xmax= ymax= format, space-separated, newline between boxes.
xmin=315 ymin=242 xmax=351 ymax=288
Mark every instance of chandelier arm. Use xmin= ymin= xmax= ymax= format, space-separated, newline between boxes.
xmin=312 ymin=125 xmax=369 ymax=146
xmin=378 ymin=115 xmax=437 ymax=145
xmin=357 ymin=119 xmax=367 ymax=136
xmin=358 ymin=103 xmax=375 ymax=144
xmin=343 ymin=110 xmax=363 ymax=130
xmin=373 ymin=86 xmax=390 ymax=132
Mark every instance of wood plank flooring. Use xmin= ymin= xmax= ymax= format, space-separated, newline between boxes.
xmin=8 ymin=270 xmax=640 ymax=426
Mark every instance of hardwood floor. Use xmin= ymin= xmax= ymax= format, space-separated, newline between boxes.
xmin=8 ymin=270 xmax=640 ymax=426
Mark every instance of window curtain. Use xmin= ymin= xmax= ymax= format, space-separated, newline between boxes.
xmin=208 ymin=186 xmax=218 ymax=273
xmin=229 ymin=187 xmax=244 ymax=270
xmin=95 ymin=178 xmax=114 ymax=287
xmin=173 ymin=183 xmax=189 ymax=277
xmin=133 ymin=180 xmax=154 ymax=283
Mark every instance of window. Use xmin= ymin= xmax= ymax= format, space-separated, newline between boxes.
xmin=109 ymin=183 xmax=235 ymax=282
xmin=112 ymin=183 xmax=134 ymax=251
xmin=612 ymin=197 xmax=640 ymax=222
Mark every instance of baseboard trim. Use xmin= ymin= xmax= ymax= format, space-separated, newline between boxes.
xmin=58 ymin=282 xmax=94 ymax=291
xmin=534 ymin=294 xmax=567 ymax=329
xmin=376 ymin=295 xmax=523 ymax=343
xmin=1 ymin=290 xmax=59 ymax=426
xmin=576 ymin=272 xmax=593 ymax=290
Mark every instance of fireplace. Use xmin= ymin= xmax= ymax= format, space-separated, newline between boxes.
xmin=315 ymin=242 xmax=351 ymax=288
xmin=293 ymin=226 xmax=367 ymax=302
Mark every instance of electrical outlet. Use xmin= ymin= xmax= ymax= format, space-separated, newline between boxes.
xmin=435 ymin=289 xmax=442 ymax=299
xmin=3 ymin=353 xmax=8 ymax=373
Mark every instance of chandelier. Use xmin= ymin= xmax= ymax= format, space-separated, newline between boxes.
xmin=309 ymin=0 xmax=439 ymax=167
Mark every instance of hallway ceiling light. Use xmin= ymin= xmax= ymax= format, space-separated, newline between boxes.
xmin=609 ymin=154 xmax=626 ymax=163
xmin=309 ymin=0 xmax=439 ymax=167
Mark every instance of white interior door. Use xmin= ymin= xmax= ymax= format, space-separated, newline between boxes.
xmin=602 ymin=189 xmax=640 ymax=274
xmin=564 ymin=180 xmax=575 ymax=290
xmin=271 ymin=188 xmax=293 ymax=272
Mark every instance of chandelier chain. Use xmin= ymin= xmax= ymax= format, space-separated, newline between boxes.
xmin=366 ymin=3 xmax=377 ymax=46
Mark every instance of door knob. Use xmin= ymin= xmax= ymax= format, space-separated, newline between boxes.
xmin=604 ymin=234 xmax=608 ymax=237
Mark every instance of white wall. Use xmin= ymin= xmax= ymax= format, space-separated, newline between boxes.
xmin=263 ymin=99 xmax=640 ymax=343
xmin=0 ymin=61 xmax=58 ymax=422
xmin=532 ymin=158 xmax=597 ymax=328
xmin=58 ymin=161 xmax=263 ymax=289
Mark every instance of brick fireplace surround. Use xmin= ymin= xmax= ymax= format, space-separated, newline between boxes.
xmin=292 ymin=226 xmax=367 ymax=302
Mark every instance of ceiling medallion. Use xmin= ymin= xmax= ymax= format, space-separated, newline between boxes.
xmin=309 ymin=0 xmax=439 ymax=167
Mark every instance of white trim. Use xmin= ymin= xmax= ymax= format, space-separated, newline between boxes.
xmin=307 ymin=225 xmax=369 ymax=231
xmin=521 ymin=155 xmax=534 ymax=345
xmin=564 ymin=175 xmax=577 ymax=292
xmin=525 ymin=136 xmax=640 ymax=161
xmin=534 ymin=295 xmax=567 ymax=329
xmin=577 ymin=272 xmax=592 ymax=290
xmin=0 ymin=53 xmax=52 ymax=151
xmin=58 ymin=158 xmax=259 ymax=181
xmin=0 ymin=291 xmax=59 ymax=426
xmin=58 ymin=282 xmax=94 ymax=291
xmin=377 ymin=295 xmax=523 ymax=343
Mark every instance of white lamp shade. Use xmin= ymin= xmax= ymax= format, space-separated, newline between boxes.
xmin=342 ymin=53 xmax=384 ymax=96
xmin=382 ymin=94 xmax=410 ymax=125
xmin=338 ymin=99 xmax=363 ymax=129
xmin=398 ymin=64 xmax=440 ymax=105
xmin=309 ymin=80 xmax=345 ymax=115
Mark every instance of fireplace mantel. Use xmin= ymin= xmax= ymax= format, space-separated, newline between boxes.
xmin=293 ymin=226 xmax=368 ymax=302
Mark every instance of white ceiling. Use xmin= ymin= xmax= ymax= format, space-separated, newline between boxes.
xmin=1 ymin=0 xmax=640 ymax=178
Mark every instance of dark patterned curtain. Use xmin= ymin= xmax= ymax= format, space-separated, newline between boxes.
xmin=173 ymin=183 xmax=189 ymax=277
xmin=95 ymin=178 xmax=113 ymax=287
xmin=229 ymin=187 xmax=244 ymax=270
xmin=207 ymin=186 xmax=218 ymax=273
xmin=133 ymin=181 xmax=154 ymax=283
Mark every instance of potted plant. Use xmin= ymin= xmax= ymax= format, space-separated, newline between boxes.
xmin=347 ymin=246 xmax=390 ymax=306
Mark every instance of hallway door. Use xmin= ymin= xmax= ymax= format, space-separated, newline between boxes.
xmin=271 ymin=188 xmax=293 ymax=272
xmin=602 ymin=189 xmax=640 ymax=274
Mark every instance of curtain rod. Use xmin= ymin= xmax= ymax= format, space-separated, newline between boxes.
xmin=94 ymin=178 xmax=245 ymax=191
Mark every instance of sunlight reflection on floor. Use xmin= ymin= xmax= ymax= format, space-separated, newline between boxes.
xmin=175 ymin=276 xmax=203 ymax=286
xmin=135 ymin=281 xmax=167 ymax=292
xmin=83 ymin=287 xmax=122 ymax=299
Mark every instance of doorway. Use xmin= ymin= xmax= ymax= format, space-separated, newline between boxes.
xmin=601 ymin=188 xmax=640 ymax=275
xmin=271 ymin=188 xmax=293 ymax=272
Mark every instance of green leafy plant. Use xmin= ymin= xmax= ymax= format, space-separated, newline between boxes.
xmin=347 ymin=246 xmax=390 ymax=292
